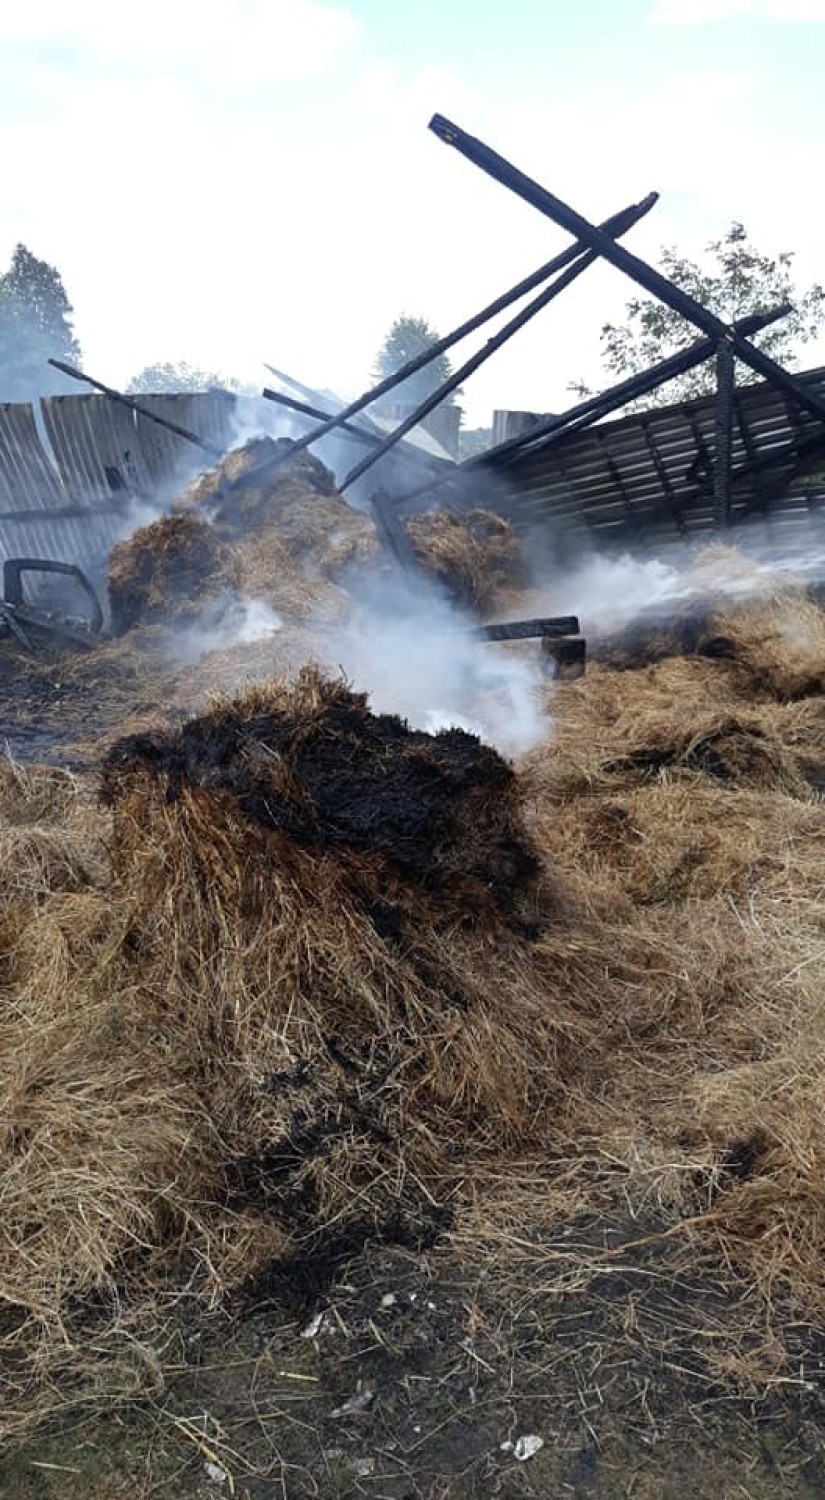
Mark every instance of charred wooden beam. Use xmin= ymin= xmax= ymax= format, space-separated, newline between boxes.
xmin=249 ymin=195 xmax=658 ymax=476
xmin=472 ymin=615 xmax=579 ymax=641
xmin=339 ymin=195 xmax=657 ymax=493
xmin=262 ymin=388 xmax=387 ymax=449
xmin=713 ymin=338 xmax=735 ymax=528
xmin=693 ymin=395 xmax=825 ymax=521
xmin=428 ymin=114 xmax=825 ymax=426
xmin=47 ymin=360 xmax=223 ymax=458
xmin=368 ymin=489 xmax=420 ymax=574
xmin=393 ymin=305 xmax=789 ymax=511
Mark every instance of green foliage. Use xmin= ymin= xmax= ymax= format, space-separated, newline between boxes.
xmin=126 ymin=361 xmax=253 ymax=394
xmin=574 ymin=223 xmax=825 ymax=410
xmin=0 ymin=243 xmax=81 ymax=401
xmin=373 ymin=315 xmax=460 ymax=406
xmin=458 ymin=425 xmax=493 ymax=460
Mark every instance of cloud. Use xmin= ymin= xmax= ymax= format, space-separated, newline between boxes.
xmin=0 ymin=0 xmax=359 ymax=84
xmin=0 ymin=3 xmax=823 ymax=428
xmin=652 ymin=0 xmax=825 ymax=22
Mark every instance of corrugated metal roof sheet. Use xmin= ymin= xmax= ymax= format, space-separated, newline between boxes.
xmin=0 ymin=389 xmax=447 ymax=610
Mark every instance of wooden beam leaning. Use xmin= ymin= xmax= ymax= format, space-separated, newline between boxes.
xmin=47 ymin=359 xmax=223 ymax=458
xmin=428 ymin=115 xmax=825 ymax=427
xmin=339 ymin=194 xmax=658 ymax=493
xmin=262 ymin=388 xmax=390 ymax=450
xmin=249 ymin=196 xmax=659 ymax=477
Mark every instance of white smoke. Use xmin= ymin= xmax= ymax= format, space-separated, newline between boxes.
xmin=160 ymin=575 xmax=548 ymax=757
xmin=329 ymin=572 xmax=548 ymax=757
xmin=173 ymin=596 xmax=283 ymax=663
xmin=532 ymin=522 xmax=825 ymax=637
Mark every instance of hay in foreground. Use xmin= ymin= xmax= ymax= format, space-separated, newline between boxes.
xmin=4 ymin=578 xmax=825 ymax=1460
xmin=0 ymin=670 xmax=580 ymax=1441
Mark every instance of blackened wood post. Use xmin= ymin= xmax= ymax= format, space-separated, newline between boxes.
xmin=368 ymin=489 xmax=420 ymax=574
xmin=392 ymin=304 xmax=789 ymax=511
xmin=428 ymin=115 xmax=825 ymax=427
xmin=713 ymin=337 xmax=735 ymax=528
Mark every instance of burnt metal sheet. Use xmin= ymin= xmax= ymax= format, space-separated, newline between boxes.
xmin=131 ymin=393 xmax=234 ymax=495
xmin=0 ymin=404 xmax=64 ymax=513
xmin=41 ymin=395 xmax=149 ymax=506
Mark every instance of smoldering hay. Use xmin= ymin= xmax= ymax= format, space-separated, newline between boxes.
xmin=107 ymin=437 xmax=527 ymax=634
xmin=102 ymin=437 xmax=543 ymax=755
xmin=5 ymin=423 xmax=825 ymax=1445
xmin=0 ymin=666 xmax=585 ymax=1438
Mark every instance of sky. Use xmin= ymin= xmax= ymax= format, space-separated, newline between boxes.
xmin=1 ymin=0 xmax=824 ymax=426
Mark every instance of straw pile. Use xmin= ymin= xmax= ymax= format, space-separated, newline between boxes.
xmin=0 ymin=671 xmax=582 ymax=1440
xmin=403 ymin=507 xmax=526 ymax=614
xmin=107 ymin=512 xmax=238 ymax=635
xmin=591 ymin=545 xmax=825 ymax=697
xmin=180 ymin=436 xmax=381 ymax=611
xmin=4 ymin=535 xmax=825 ymax=1452
xmin=107 ymin=440 xmax=527 ymax=640
xmin=521 ymin=600 xmax=825 ymax=1313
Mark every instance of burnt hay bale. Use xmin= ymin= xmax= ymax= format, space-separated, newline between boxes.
xmin=107 ymin=512 xmax=238 ymax=636
xmin=181 ymin=435 xmax=339 ymax=536
xmin=102 ymin=667 xmax=538 ymax=912
xmin=91 ymin=668 xmax=569 ymax=1289
xmin=178 ymin=436 xmax=381 ymax=590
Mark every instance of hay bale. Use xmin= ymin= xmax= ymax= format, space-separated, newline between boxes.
xmin=0 ymin=671 xmax=588 ymax=1438
xmin=403 ymin=508 xmax=525 ymax=615
xmin=707 ymin=594 xmax=825 ymax=701
xmin=102 ymin=667 xmax=538 ymax=907
xmin=107 ymin=513 xmax=238 ymax=636
xmin=178 ymin=436 xmax=381 ymax=593
xmin=231 ymin=523 xmax=349 ymax=621
xmin=181 ymin=435 xmax=339 ymax=532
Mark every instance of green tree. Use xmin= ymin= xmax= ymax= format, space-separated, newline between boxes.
xmin=127 ymin=361 xmax=252 ymax=394
xmin=458 ymin=425 xmax=493 ymax=460
xmin=572 ymin=223 xmax=825 ymax=410
xmin=373 ymin=315 xmax=459 ymax=406
xmin=0 ymin=243 xmax=81 ymax=401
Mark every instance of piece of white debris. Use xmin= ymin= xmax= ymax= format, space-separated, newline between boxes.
xmin=203 ymin=1460 xmax=228 ymax=1485
xmin=380 ymin=1293 xmax=397 ymax=1309
xmin=514 ymin=1434 xmax=545 ymax=1462
xmin=352 ymin=1457 xmax=376 ymax=1477
xmin=301 ymin=1310 xmax=325 ymax=1339
xmin=330 ymin=1389 xmax=374 ymax=1418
